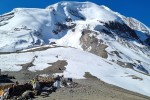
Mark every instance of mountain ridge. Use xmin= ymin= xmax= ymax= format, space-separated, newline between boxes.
xmin=0 ymin=1 xmax=149 ymax=52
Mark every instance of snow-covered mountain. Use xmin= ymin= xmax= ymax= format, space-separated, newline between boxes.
xmin=0 ymin=1 xmax=150 ymax=97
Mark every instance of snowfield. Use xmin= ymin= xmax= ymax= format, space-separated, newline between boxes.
xmin=0 ymin=46 xmax=150 ymax=96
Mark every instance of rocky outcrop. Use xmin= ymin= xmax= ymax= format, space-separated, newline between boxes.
xmin=53 ymin=22 xmax=76 ymax=34
xmin=116 ymin=60 xmax=149 ymax=75
xmin=104 ymin=21 xmax=139 ymax=40
xmin=80 ymin=29 xmax=108 ymax=58
xmin=121 ymin=17 xmax=150 ymax=34
xmin=0 ymin=12 xmax=14 ymax=27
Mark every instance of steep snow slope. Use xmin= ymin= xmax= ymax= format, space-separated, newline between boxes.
xmin=47 ymin=1 xmax=123 ymax=22
xmin=0 ymin=1 xmax=149 ymax=51
xmin=0 ymin=1 xmax=150 ymax=97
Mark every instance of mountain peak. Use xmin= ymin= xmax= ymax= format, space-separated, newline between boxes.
xmin=47 ymin=1 xmax=123 ymax=23
xmin=0 ymin=1 xmax=149 ymax=51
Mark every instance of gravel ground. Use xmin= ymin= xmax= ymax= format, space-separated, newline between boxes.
xmin=36 ymin=79 xmax=150 ymax=100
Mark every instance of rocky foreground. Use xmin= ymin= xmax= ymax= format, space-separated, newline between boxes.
xmin=2 ymin=70 xmax=149 ymax=100
xmin=1 ymin=60 xmax=150 ymax=100
xmin=35 ymin=79 xmax=150 ymax=100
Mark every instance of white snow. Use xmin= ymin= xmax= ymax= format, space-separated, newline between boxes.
xmin=0 ymin=1 xmax=127 ymax=52
xmin=0 ymin=47 xmax=150 ymax=96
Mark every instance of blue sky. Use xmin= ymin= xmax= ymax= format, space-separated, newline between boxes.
xmin=0 ymin=0 xmax=149 ymax=27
